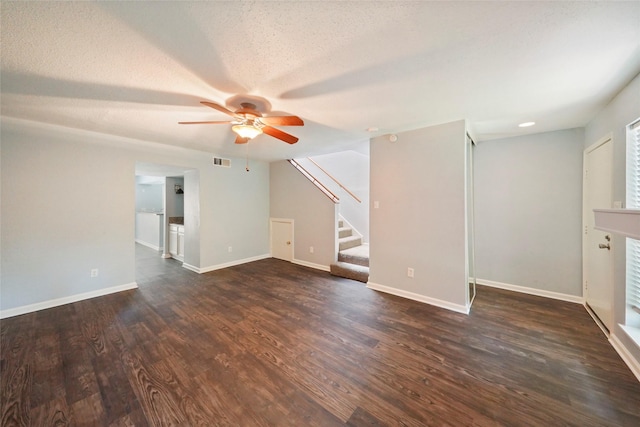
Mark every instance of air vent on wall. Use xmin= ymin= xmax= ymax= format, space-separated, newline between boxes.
xmin=212 ymin=157 xmax=231 ymax=168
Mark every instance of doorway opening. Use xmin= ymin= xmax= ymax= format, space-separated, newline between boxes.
xmin=134 ymin=162 xmax=198 ymax=282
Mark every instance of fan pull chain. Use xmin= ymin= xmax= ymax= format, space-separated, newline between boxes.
xmin=245 ymin=142 xmax=250 ymax=172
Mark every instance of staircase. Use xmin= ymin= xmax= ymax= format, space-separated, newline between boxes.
xmin=330 ymin=219 xmax=369 ymax=283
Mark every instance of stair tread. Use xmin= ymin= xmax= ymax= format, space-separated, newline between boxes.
xmin=338 ymin=227 xmax=353 ymax=238
xmin=340 ymin=245 xmax=369 ymax=258
xmin=339 ymin=235 xmax=361 ymax=243
xmin=338 ymin=252 xmax=369 ymax=267
xmin=333 ymin=261 xmax=368 ymax=271
xmin=339 ymin=235 xmax=362 ymax=251
xmin=330 ymin=262 xmax=369 ymax=283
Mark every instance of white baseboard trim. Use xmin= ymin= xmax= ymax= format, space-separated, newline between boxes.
xmin=367 ymin=282 xmax=470 ymax=315
xmin=292 ymin=258 xmax=330 ymax=272
xmin=135 ymin=239 xmax=161 ymax=252
xmin=610 ymin=332 xmax=640 ymax=383
xmin=0 ymin=282 xmax=138 ymax=319
xmin=476 ymin=278 xmax=583 ymax=304
xmin=182 ymin=262 xmax=200 ymax=273
xmin=584 ymin=303 xmax=610 ymax=338
xmin=192 ymin=254 xmax=271 ymax=274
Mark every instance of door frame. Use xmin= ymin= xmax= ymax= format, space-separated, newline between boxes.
xmin=582 ymin=134 xmax=614 ymax=333
xmin=270 ymin=218 xmax=294 ymax=261
xmin=466 ymin=133 xmax=477 ymax=308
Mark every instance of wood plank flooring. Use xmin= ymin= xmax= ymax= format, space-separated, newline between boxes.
xmin=2 ymin=244 xmax=640 ymax=426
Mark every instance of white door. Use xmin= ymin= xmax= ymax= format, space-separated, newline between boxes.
xmin=271 ymin=219 xmax=293 ymax=261
xmin=584 ymin=137 xmax=613 ymax=331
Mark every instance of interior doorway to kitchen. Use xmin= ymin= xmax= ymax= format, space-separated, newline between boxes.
xmin=134 ymin=161 xmax=198 ymax=282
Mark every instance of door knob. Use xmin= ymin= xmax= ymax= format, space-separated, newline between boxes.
xmin=598 ymin=243 xmax=611 ymax=250
xmin=286 ymin=241 xmax=291 ymax=245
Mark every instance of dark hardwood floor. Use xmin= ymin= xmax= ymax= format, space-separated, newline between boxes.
xmin=2 ymin=244 xmax=640 ymax=426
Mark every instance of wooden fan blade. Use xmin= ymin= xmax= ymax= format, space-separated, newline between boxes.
xmin=262 ymin=126 xmax=299 ymax=144
xmin=178 ymin=120 xmax=233 ymax=124
xmin=235 ymin=135 xmax=250 ymax=144
xmin=200 ymin=101 xmax=238 ymax=117
xmin=259 ymin=115 xmax=304 ymax=126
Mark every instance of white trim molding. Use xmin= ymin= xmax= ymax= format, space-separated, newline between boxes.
xmin=135 ymin=239 xmax=161 ymax=252
xmin=476 ymin=278 xmax=583 ymax=304
xmin=610 ymin=332 xmax=640 ymax=383
xmin=189 ymin=254 xmax=271 ymax=274
xmin=292 ymin=258 xmax=330 ymax=272
xmin=367 ymin=282 xmax=470 ymax=315
xmin=0 ymin=282 xmax=138 ymax=319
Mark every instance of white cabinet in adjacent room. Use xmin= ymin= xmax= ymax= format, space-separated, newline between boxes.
xmin=177 ymin=226 xmax=185 ymax=260
xmin=169 ymin=224 xmax=184 ymax=261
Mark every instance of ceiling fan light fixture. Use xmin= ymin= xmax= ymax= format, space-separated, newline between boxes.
xmin=180 ymin=100 xmax=301 ymax=144
xmin=232 ymin=124 xmax=262 ymax=139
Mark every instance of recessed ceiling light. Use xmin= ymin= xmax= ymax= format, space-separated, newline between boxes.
xmin=518 ymin=122 xmax=536 ymax=128
xmin=367 ymin=127 xmax=379 ymax=132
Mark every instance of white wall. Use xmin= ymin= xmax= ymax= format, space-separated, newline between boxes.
xmin=474 ymin=128 xmax=585 ymax=297
xmin=0 ymin=118 xmax=270 ymax=315
xmin=135 ymin=178 xmax=165 ymax=250
xmin=135 ymin=180 xmax=164 ymax=212
xmin=270 ymin=160 xmax=337 ymax=270
xmin=369 ymin=120 xmax=468 ymax=313
xmin=1 ymin=121 xmax=136 ymax=312
xmin=135 ymin=213 xmax=164 ymax=250
xmin=585 ymin=72 xmax=640 ymax=370
xmin=183 ymin=170 xmax=201 ymax=268
xmin=200 ymin=159 xmax=270 ymax=269
xmin=165 ymin=176 xmax=184 ymax=217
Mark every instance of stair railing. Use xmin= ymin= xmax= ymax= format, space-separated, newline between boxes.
xmin=288 ymin=159 xmax=340 ymax=203
xmin=307 ymin=158 xmax=361 ymax=203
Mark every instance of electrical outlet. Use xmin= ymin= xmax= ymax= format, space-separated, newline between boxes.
xmin=309 ymin=246 xmax=314 ymax=253
xmin=228 ymin=246 xmax=233 ymax=253
xmin=91 ymin=268 xmax=99 ymax=277
xmin=407 ymin=268 xmax=414 ymax=278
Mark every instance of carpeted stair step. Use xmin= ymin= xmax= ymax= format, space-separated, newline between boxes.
xmin=338 ymin=250 xmax=369 ymax=267
xmin=338 ymin=227 xmax=353 ymax=238
xmin=339 ymin=235 xmax=362 ymax=251
xmin=330 ymin=261 xmax=369 ymax=283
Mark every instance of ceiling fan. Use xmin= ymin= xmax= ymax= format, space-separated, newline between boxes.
xmin=179 ymin=101 xmax=304 ymax=144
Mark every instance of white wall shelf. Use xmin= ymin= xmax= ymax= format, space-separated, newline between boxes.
xmin=593 ymin=209 xmax=640 ymax=240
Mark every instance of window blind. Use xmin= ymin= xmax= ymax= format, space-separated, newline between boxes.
xmin=627 ymin=119 xmax=640 ymax=312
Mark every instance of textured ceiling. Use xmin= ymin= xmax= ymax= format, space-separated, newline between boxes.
xmin=2 ymin=1 xmax=639 ymax=162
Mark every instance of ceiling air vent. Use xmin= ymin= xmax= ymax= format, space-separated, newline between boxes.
xmin=212 ymin=157 xmax=231 ymax=168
